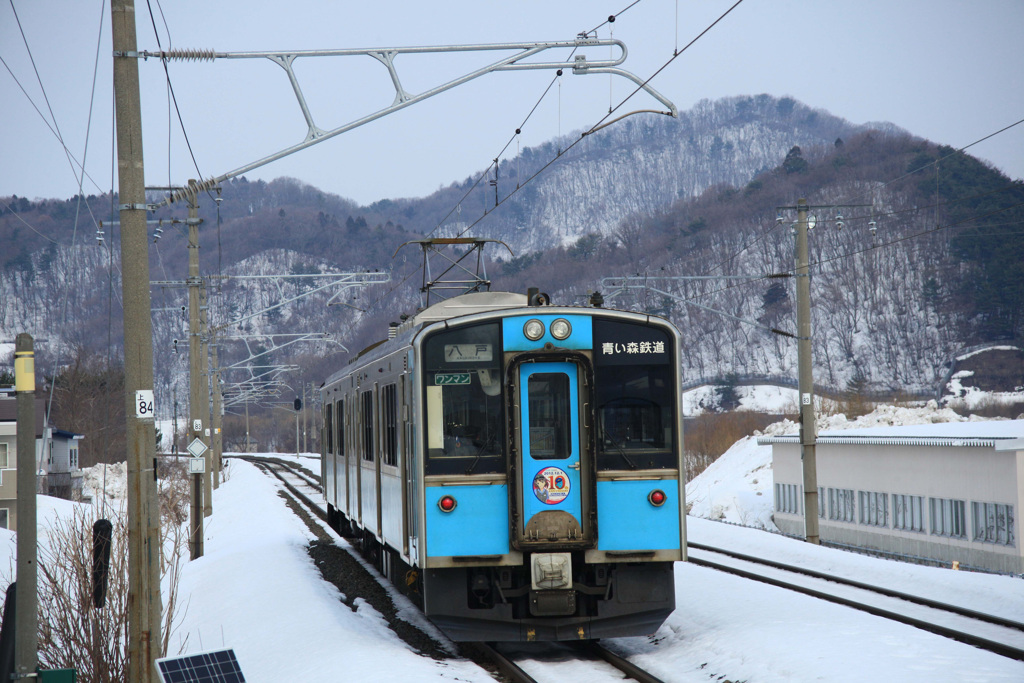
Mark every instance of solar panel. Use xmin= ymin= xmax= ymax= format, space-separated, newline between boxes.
xmin=155 ymin=648 xmax=246 ymax=683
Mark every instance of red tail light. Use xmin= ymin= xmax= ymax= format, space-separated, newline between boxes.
xmin=438 ymin=495 xmax=457 ymax=512
xmin=648 ymin=489 xmax=667 ymax=507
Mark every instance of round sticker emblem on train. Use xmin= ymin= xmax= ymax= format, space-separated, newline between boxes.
xmin=533 ymin=467 xmax=571 ymax=505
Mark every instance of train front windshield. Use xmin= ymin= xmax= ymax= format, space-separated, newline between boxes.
xmin=592 ymin=318 xmax=677 ymax=471
xmin=422 ymin=322 xmax=505 ymax=476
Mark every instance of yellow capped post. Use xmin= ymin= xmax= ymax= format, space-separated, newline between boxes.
xmin=14 ymin=335 xmax=34 ymax=393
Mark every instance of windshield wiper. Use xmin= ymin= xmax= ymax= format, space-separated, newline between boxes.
xmin=601 ymin=429 xmax=637 ymax=470
xmin=464 ymin=433 xmax=498 ymax=475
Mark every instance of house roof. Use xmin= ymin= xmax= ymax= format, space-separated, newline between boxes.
xmin=0 ymin=397 xmax=47 ymax=438
xmin=757 ymin=418 xmax=1024 ymax=448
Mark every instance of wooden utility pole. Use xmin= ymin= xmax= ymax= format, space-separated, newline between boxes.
xmin=14 ymin=334 xmax=37 ymax=680
xmin=795 ymin=199 xmax=820 ymax=545
xmin=111 ymin=0 xmax=162 ymax=679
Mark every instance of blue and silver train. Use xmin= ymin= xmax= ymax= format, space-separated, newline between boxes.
xmin=320 ymin=289 xmax=686 ymax=641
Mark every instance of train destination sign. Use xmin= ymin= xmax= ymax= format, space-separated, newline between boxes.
xmin=593 ymin=319 xmax=671 ymax=366
xmin=444 ymin=343 xmax=493 ymax=362
xmin=434 ymin=372 xmax=471 ymax=385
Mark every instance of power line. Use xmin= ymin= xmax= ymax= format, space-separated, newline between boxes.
xmin=367 ymin=0 xmax=747 ymax=312
xmin=143 ymin=0 xmax=216 ymax=203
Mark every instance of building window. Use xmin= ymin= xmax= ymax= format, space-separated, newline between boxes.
xmin=971 ymin=502 xmax=1015 ymax=547
xmin=69 ymin=446 xmax=79 ymax=470
xmin=0 ymin=508 xmax=7 ymax=530
xmin=818 ymin=486 xmax=825 ymax=519
xmin=930 ymin=497 xmax=966 ymax=539
xmin=892 ymin=494 xmax=925 ymax=532
xmin=775 ymin=483 xmax=802 ymax=515
xmin=0 ymin=443 xmax=8 ymax=469
xmin=381 ymin=384 xmax=398 ymax=467
xmin=858 ymin=491 xmax=888 ymax=527
xmin=828 ymin=488 xmax=855 ymax=522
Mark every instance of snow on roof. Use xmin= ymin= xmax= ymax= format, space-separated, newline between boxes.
xmin=759 ymin=416 xmax=1024 ymax=445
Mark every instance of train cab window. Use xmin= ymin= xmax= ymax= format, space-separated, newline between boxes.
xmin=592 ymin=319 xmax=676 ymax=471
xmin=527 ymin=373 xmax=571 ymax=459
xmin=422 ymin=322 xmax=504 ymax=476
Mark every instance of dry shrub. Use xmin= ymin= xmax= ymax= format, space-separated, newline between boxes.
xmin=9 ymin=464 xmax=190 ymax=682
xmin=36 ymin=505 xmax=129 ymax=680
xmin=684 ymin=411 xmax=788 ymax=481
xmin=947 ymin=396 xmax=1024 ymax=419
xmin=831 ymin=392 xmax=876 ymax=420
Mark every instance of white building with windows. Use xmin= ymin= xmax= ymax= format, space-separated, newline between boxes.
xmin=0 ymin=391 xmax=85 ymax=528
xmin=760 ymin=419 xmax=1023 ymax=575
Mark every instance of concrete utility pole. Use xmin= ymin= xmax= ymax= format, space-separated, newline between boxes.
xmin=111 ymin=0 xmax=163 ymax=678
xmin=794 ymin=199 xmax=820 ymax=545
xmin=186 ymin=181 xmax=205 ymax=559
xmin=14 ymin=334 xmax=36 ymax=680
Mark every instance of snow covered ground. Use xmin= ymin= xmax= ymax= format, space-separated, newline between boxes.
xmin=3 ymin=402 xmax=1024 ymax=681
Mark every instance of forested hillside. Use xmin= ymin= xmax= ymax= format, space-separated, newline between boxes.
xmin=3 ymin=94 xmax=1022 ymax=451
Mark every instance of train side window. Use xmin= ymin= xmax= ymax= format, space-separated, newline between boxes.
xmin=382 ymin=384 xmax=398 ymax=467
xmin=361 ymin=390 xmax=374 ymax=462
xmin=336 ymin=399 xmax=345 ymax=457
xmin=422 ymin=322 xmax=504 ymax=476
xmin=325 ymin=401 xmax=334 ymax=454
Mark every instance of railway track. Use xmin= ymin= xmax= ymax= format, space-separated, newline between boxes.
xmin=688 ymin=542 xmax=1024 ymax=662
xmin=240 ymin=455 xmax=1024 ymax=673
xmin=474 ymin=641 xmax=667 ymax=683
xmin=239 ymin=455 xmax=668 ymax=682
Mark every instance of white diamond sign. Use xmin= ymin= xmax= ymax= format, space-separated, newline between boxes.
xmin=187 ymin=438 xmax=208 ymax=458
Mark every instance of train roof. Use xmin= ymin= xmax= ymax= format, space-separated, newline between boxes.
xmin=404 ymin=291 xmax=528 ymax=328
xmin=324 ymin=290 xmax=679 ymax=389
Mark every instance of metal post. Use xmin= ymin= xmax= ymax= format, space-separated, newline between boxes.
xmin=795 ymin=199 xmax=820 ymax=545
xmin=211 ymin=340 xmax=222 ymax=489
xmin=14 ymin=334 xmax=36 ymax=679
xmin=111 ymin=1 xmax=162 ymax=677
xmin=186 ymin=181 xmax=204 ymax=559
xmin=245 ymin=400 xmax=251 ymax=453
xmin=295 ymin=406 xmax=300 ymax=457
xmin=172 ymin=386 xmax=178 ymax=454
xmin=302 ymin=384 xmax=308 ymax=453
xmin=201 ymin=285 xmax=212 ymax=516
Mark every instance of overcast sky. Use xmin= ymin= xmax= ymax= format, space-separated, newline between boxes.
xmin=3 ymin=1 xmax=1022 ymax=207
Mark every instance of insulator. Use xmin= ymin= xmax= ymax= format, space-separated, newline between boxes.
xmin=161 ymin=48 xmax=216 ymax=62
xmin=869 ymin=220 xmax=877 ymax=235
xmin=835 ymin=211 xmax=844 ymax=230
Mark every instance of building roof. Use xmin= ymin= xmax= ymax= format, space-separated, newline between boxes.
xmin=0 ymin=396 xmax=47 ymax=438
xmin=757 ymin=419 xmax=1024 ymax=448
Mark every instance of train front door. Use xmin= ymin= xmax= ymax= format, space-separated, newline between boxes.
xmin=516 ymin=361 xmax=588 ymax=545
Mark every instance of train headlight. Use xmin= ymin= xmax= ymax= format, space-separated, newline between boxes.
xmin=648 ymin=489 xmax=667 ymax=507
xmin=524 ymin=319 xmax=545 ymax=341
xmin=438 ymin=495 xmax=457 ymax=513
xmin=550 ymin=318 xmax=572 ymax=340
